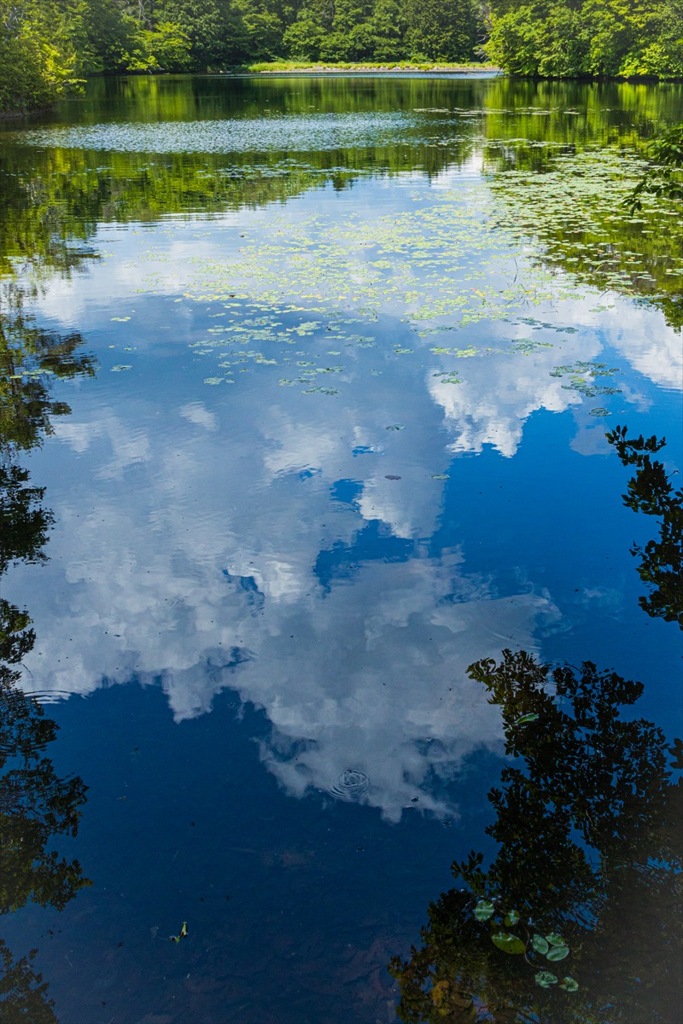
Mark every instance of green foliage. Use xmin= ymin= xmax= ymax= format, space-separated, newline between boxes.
xmin=123 ymin=21 xmax=192 ymax=72
xmin=404 ymin=0 xmax=479 ymax=62
xmin=626 ymin=123 xmax=683 ymax=210
xmin=0 ymin=0 xmax=82 ymax=115
xmin=2 ymin=0 xmax=682 ymax=99
xmin=486 ymin=0 xmax=683 ymax=79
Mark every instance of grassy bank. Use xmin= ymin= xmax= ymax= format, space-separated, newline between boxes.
xmin=244 ymin=60 xmax=500 ymax=75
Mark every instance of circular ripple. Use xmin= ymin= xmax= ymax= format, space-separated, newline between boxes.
xmin=328 ymin=768 xmax=370 ymax=800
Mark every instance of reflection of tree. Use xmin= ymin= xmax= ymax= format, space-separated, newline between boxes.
xmin=480 ymin=83 xmax=683 ymax=329
xmin=0 ymin=292 xmax=92 ymax=1020
xmin=0 ymin=939 xmax=58 ymax=1024
xmin=0 ymin=664 xmax=89 ymax=915
xmin=0 ymin=290 xmax=95 ymax=452
xmin=389 ymin=650 xmax=682 ymax=1023
xmin=0 ymin=630 xmax=90 ymax=1021
xmin=607 ymin=426 xmax=683 ymax=627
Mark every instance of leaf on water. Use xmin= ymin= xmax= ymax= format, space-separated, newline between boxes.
xmin=385 ymin=424 xmax=406 ymax=431
xmin=111 ymin=365 xmax=132 ymax=372
xmin=170 ymin=921 xmax=188 ymax=943
xmin=204 ymin=377 xmax=224 ymax=385
xmin=559 ymin=976 xmax=579 ymax=992
xmin=545 ymin=933 xmax=566 ymax=947
xmin=546 ymin=945 xmax=570 ymax=961
xmin=491 ymin=931 xmax=526 ymax=954
xmin=473 ymin=900 xmax=495 ymax=922
xmin=535 ymin=970 xmax=558 ymax=988
xmin=504 ymin=910 xmax=520 ymax=927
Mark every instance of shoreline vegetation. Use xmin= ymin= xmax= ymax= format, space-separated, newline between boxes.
xmin=2 ymin=1 xmax=683 ymax=118
xmin=242 ymin=60 xmax=499 ymax=74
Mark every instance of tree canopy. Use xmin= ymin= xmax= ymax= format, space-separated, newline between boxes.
xmin=485 ymin=0 xmax=683 ymax=79
xmin=3 ymin=0 xmax=683 ymax=115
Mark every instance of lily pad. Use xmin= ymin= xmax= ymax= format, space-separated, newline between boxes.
xmin=491 ymin=931 xmax=526 ymax=955
xmin=473 ymin=900 xmax=495 ymax=922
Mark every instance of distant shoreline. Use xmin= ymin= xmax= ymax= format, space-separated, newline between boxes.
xmin=243 ymin=62 xmax=501 ymax=76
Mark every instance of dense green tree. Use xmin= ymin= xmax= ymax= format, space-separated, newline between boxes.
xmin=156 ymin=0 xmax=246 ymax=67
xmin=368 ymin=0 xmax=408 ymax=61
xmin=404 ymin=0 xmax=479 ymax=61
xmin=485 ymin=0 xmax=683 ymax=78
xmin=3 ymin=0 xmax=683 ymax=111
xmin=0 ymin=0 xmax=81 ymax=114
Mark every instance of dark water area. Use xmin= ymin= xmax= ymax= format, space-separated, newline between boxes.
xmin=0 ymin=74 xmax=681 ymax=1023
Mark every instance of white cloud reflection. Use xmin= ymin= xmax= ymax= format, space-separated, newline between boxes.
xmin=11 ymin=169 xmax=678 ymax=822
xmin=14 ymin=354 xmax=562 ymax=822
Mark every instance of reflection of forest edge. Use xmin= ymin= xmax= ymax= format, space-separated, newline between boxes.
xmin=2 ymin=77 xmax=682 ymax=324
xmin=0 ymin=299 xmax=93 ymax=1021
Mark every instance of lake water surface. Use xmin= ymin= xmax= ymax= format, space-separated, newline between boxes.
xmin=1 ymin=74 xmax=681 ymax=1023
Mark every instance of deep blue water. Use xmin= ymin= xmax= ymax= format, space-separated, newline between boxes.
xmin=1 ymin=74 xmax=681 ymax=1023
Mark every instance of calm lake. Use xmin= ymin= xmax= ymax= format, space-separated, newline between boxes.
xmin=1 ymin=74 xmax=681 ymax=1023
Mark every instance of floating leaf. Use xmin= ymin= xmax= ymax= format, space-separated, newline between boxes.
xmin=504 ymin=910 xmax=520 ymax=926
xmin=491 ymin=931 xmax=526 ymax=954
xmin=535 ymin=970 xmax=558 ymax=988
xmin=546 ymin=945 xmax=570 ymax=961
xmin=559 ymin=976 xmax=579 ymax=992
xmin=170 ymin=921 xmax=188 ymax=943
xmin=532 ymin=934 xmax=549 ymax=955
xmin=545 ymin=933 xmax=566 ymax=946
xmin=473 ymin=900 xmax=495 ymax=922
xmin=111 ymin=364 xmax=132 ymax=372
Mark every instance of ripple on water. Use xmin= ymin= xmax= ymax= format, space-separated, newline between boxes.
xmin=327 ymin=768 xmax=370 ymax=801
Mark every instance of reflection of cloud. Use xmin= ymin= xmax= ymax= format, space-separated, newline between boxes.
xmin=250 ymin=568 xmax=557 ymax=822
xmin=429 ymin=328 xmax=592 ymax=457
xmin=17 ymin=173 xmax=674 ymax=819
xmin=31 ymin=177 xmax=681 ymax=404
xmin=554 ymin=295 xmax=683 ymax=392
xmin=15 ymin=361 xmax=559 ymax=821
xmin=180 ymin=403 xmax=217 ymax=432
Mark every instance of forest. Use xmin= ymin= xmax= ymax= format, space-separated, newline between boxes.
xmin=1 ymin=0 xmax=683 ymax=115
